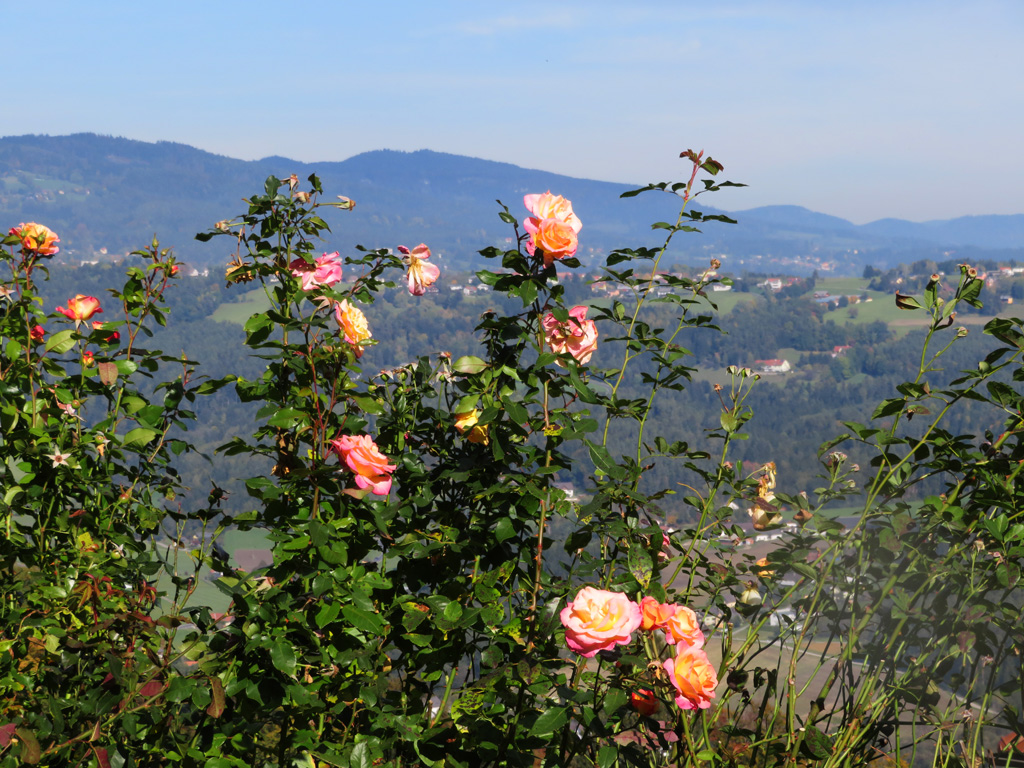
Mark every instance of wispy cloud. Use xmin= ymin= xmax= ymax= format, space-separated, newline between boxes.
xmin=455 ymin=12 xmax=577 ymax=37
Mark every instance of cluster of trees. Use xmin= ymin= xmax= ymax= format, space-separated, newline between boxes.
xmin=38 ymin=256 xmax=1015 ymax=532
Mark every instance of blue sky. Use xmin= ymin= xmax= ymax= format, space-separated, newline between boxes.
xmin=4 ymin=1 xmax=1022 ymax=224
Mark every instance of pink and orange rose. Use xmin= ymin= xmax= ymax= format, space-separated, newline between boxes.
xmin=560 ymin=587 xmax=641 ymax=658
xmin=29 ymin=325 xmax=45 ymax=342
xmin=523 ymin=192 xmax=582 ymax=266
xmin=290 ymin=251 xmax=343 ymax=292
xmin=663 ymin=605 xmax=705 ymax=648
xmin=663 ymin=645 xmax=718 ymax=710
xmin=334 ymin=300 xmax=371 ymax=358
xmin=56 ymin=295 xmax=102 ymax=322
xmin=542 ymin=306 xmax=598 ymax=366
xmin=639 ymin=596 xmax=679 ymax=632
xmin=9 ymin=222 xmax=59 ymax=255
xmin=399 ymin=244 xmax=440 ymax=296
xmin=329 ymin=434 xmax=396 ymax=496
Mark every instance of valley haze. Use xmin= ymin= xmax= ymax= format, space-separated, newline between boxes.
xmin=1 ymin=133 xmax=1022 ymax=276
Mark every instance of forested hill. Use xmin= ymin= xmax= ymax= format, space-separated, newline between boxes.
xmin=2 ymin=133 xmax=1023 ymax=274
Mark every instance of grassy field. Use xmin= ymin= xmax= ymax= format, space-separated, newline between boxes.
xmin=210 ymin=287 xmax=274 ymax=325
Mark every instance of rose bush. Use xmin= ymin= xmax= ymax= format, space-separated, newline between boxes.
xmin=4 ymin=157 xmax=1019 ymax=767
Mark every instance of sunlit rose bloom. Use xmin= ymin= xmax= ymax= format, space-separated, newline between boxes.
xmin=10 ymin=222 xmax=60 ymax=255
xmin=523 ymin=192 xmax=582 ymax=234
xmin=453 ymin=409 xmax=489 ymax=445
xmin=82 ymin=350 xmax=95 ymax=367
xmin=93 ymin=321 xmax=119 ymax=343
xmin=664 ymin=645 xmax=718 ymax=710
xmin=523 ymin=192 xmax=582 ymax=266
xmin=639 ymin=596 xmax=679 ymax=632
xmin=542 ymin=306 xmax=598 ymax=366
xmin=329 ymin=434 xmax=396 ymax=496
xmin=56 ymin=295 xmax=102 ymax=322
xmin=290 ymin=251 xmax=343 ymax=292
xmin=399 ymin=243 xmax=440 ymax=296
xmin=524 ymin=218 xmax=579 ymax=265
xmin=630 ymin=689 xmax=658 ymax=717
xmin=334 ymin=300 xmax=371 ymax=358
xmin=30 ymin=325 xmax=45 ymax=342
xmin=663 ymin=606 xmax=705 ymax=648
xmin=560 ymin=587 xmax=642 ymax=658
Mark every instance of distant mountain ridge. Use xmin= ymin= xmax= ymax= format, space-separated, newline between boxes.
xmin=1 ymin=133 xmax=1021 ymax=274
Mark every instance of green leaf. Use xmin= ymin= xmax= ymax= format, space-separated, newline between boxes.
xmin=495 ymin=516 xmax=516 ymax=543
xmin=44 ymin=329 xmax=77 ymax=354
xmin=123 ymin=427 xmax=159 ymax=446
xmin=114 ymin=359 xmax=138 ymax=375
xmin=530 ymin=706 xmax=568 ymax=737
xmin=351 ymin=394 xmax=385 ymax=415
xmin=872 ymin=398 xmax=905 ymax=420
xmin=799 ymin=726 xmax=833 ymax=760
xmin=269 ymin=640 xmax=297 ymax=676
xmin=597 ymin=746 xmax=618 ymax=768
xmin=453 ymin=355 xmax=489 ymax=374
xmin=342 ymin=605 xmax=385 ymax=635
xmin=316 ymin=601 xmax=341 ymax=628
xmin=15 ymin=728 xmax=40 ymax=764
xmin=266 ymin=408 xmax=306 ymax=428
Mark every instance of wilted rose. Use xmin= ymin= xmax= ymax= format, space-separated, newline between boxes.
xmin=290 ymin=251 xmax=343 ymax=292
xmin=560 ymin=587 xmax=641 ymax=658
xmin=10 ymin=222 xmax=59 ymax=255
xmin=399 ymin=243 xmax=440 ymax=296
xmin=664 ymin=645 xmax=718 ymax=710
xmin=329 ymin=434 xmax=396 ymax=496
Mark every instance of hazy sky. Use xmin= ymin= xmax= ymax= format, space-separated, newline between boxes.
xmin=4 ymin=1 xmax=1022 ymax=224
